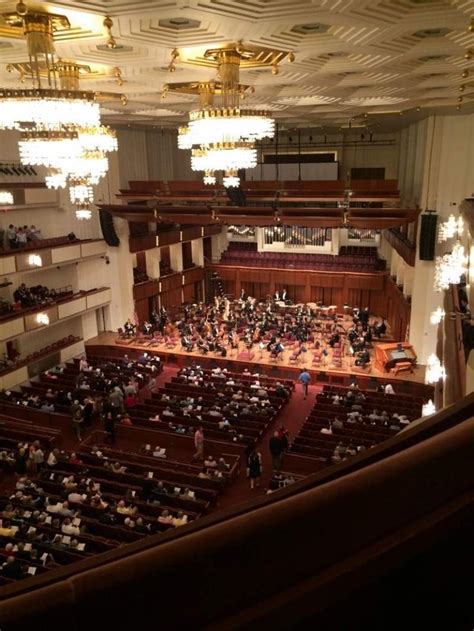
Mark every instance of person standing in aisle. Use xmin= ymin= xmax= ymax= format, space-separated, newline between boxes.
xmin=248 ymin=448 xmax=262 ymax=490
xmin=298 ymin=369 xmax=311 ymax=400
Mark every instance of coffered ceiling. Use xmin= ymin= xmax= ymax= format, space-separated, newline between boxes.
xmin=1 ymin=0 xmax=474 ymax=131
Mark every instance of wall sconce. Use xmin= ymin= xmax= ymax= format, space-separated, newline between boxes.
xmin=36 ymin=312 xmax=50 ymax=326
xmin=28 ymin=254 xmax=42 ymax=267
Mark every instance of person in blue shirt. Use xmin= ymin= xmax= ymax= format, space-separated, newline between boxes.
xmin=298 ymin=369 xmax=311 ymax=400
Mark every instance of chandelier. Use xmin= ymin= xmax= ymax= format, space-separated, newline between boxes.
xmin=0 ymin=8 xmax=103 ymax=131
xmin=434 ymin=242 xmax=467 ymax=291
xmin=0 ymin=4 xmax=124 ymax=218
xmin=430 ymin=307 xmax=445 ymax=325
xmin=422 ymin=399 xmax=436 ymax=416
xmin=190 ymin=143 xmax=257 ymax=173
xmin=425 ymin=354 xmax=446 ymax=384
xmin=0 ymin=191 xmax=14 ymax=205
xmin=438 ymin=213 xmax=464 ymax=242
xmin=165 ymin=43 xmax=293 ymax=185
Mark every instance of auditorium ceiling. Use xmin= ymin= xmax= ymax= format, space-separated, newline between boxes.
xmin=1 ymin=0 xmax=474 ymax=131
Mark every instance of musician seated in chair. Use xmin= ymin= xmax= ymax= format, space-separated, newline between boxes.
xmin=270 ymin=340 xmax=285 ymax=358
xmin=142 ymin=320 xmax=153 ymax=336
xmin=355 ymin=349 xmax=370 ymax=367
xmin=374 ymin=318 xmax=387 ymax=338
xmin=328 ymin=333 xmax=340 ymax=348
xmin=181 ymin=335 xmax=194 ymax=352
xmin=197 ymin=339 xmax=209 ymax=354
xmin=124 ymin=319 xmax=136 ymax=337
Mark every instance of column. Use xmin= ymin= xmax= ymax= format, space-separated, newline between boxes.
xmin=169 ymin=242 xmax=183 ymax=272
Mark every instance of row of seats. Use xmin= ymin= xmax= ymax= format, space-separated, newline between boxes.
xmin=290 ymin=384 xmax=422 ymax=462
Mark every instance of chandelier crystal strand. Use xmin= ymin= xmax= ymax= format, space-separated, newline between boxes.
xmin=191 ymin=143 xmax=257 ymax=173
xmin=223 ymin=171 xmax=240 ymax=188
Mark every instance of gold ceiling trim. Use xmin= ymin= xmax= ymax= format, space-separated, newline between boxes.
xmin=176 ymin=42 xmax=295 ymax=70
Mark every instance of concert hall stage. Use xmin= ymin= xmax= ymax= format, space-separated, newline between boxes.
xmin=86 ymin=332 xmax=430 ymax=398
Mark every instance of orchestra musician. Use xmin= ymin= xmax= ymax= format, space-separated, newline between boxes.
xmin=143 ymin=320 xmax=153 ymax=336
xmin=181 ymin=334 xmax=194 ymax=352
xmin=374 ymin=318 xmax=387 ymax=338
xmin=124 ymin=319 xmax=136 ymax=337
xmin=282 ymin=288 xmax=288 ymax=302
xmin=274 ymin=290 xmax=280 ymax=301
xmin=355 ymin=349 xmax=370 ymax=367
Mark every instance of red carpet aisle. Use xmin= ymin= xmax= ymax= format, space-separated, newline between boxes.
xmin=216 ymin=382 xmax=321 ymax=509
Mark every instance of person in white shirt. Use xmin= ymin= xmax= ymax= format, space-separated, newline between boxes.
xmin=384 ymin=383 xmax=395 ymax=395
xmin=61 ymin=518 xmax=80 ymax=536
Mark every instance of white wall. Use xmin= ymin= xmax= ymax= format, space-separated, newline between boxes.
xmin=402 ymin=114 xmax=474 ymax=367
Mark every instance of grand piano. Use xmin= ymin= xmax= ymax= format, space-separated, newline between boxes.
xmin=374 ymin=342 xmax=417 ymax=374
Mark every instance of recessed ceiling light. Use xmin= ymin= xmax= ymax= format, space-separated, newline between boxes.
xmin=414 ymin=27 xmax=451 ymax=38
xmin=158 ymin=17 xmax=200 ymax=30
xmin=96 ymin=44 xmax=133 ymax=53
xmin=419 ymin=54 xmax=449 ymax=62
xmin=291 ymin=23 xmax=330 ymax=35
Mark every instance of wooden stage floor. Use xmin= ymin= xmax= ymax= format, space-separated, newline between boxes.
xmin=86 ymin=331 xmax=427 ymax=388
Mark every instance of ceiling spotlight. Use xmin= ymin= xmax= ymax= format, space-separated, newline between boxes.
xmin=464 ymin=50 xmax=472 ymax=60
xmin=416 ymin=106 xmax=421 ymax=112
xmin=458 ymin=96 xmax=463 ymax=102
xmin=462 ymin=70 xmax=469 ymax=78
xmin=459 ymin=84 xmax=465 ymax=92
xmin=469 ymin=18 xmax=474 ymax=33
xmin=272 ymin=63 xmax=279 ymax=75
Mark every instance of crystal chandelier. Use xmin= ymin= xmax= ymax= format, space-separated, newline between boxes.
xmin=191 ymin=143 xmax=257 ymax=174
xmin=434 ymin=242 xmax=467 ymax=291
xmin=422 ymin=399 xmax=436 ymax=416
xmin=166 ymin=43 xmax=290 ymax=181
xmin=430 ymin=307 xmax=445 ymax=325
xmin=425 ymin=354 xmax=446 ymax=384
xmin=223 ymin=171 xmax=240 ymax=188
xmin=203 ymin=172 xmax=216 ymax=185
xmin=438 ymin=214 xmax=464 ymax=242
xmin=0 ymin=7 xmax=102 ymax=131
xmin=0 ymin=191 xmax=14 ymax=205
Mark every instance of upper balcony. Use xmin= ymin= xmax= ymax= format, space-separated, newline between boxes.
xmin=0 ymin=238 xmax=107 ymax=276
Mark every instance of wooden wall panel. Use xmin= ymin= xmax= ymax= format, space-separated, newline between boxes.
xmin=160 ymin=287 xmax=183 ymax=310
xmin=208 ymin=265 xmax=404 ymax=333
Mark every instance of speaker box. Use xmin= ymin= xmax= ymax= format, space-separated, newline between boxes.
xmin=99 ymin=210 xmax=120 ymax=247
xmin=419 ymin=213 xmax=438 ymax=261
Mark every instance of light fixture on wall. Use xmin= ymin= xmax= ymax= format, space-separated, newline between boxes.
xmin=28 ymin=254 xmax=42 ymax=267
xmin=36 ymin=312 xmax=49 ymax=325
xmin=434 ymin=243 xmax=467 ymax=291
xmin=425 ymin=353 xmax=446 ymax=384
xmin=430 ymin=307 xmax=445 ymax=324
xmin=422 ymin=399 xmax=436 ymax=416
xmin=0 ymin=191 xmax=14 ymax=205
